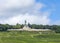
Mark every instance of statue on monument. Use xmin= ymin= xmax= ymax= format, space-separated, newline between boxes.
xmin=25 ymin=20 xmax=27 ymax=26
xmin=23 ymin=20 xmax=31 ymax=30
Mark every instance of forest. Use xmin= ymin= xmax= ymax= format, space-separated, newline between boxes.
xmin=0 ymin=23 xmax=60 ymax=33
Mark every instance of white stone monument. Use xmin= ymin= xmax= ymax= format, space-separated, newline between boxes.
xmin=23 ymin=20 xmax=31 ymax=30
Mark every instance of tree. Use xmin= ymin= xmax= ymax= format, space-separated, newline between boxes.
xmin=28 ymin=23 xmax=31 ymax=27
xmin=21 ymin=24 xmax=24 ymax=28
xmin=15 ymin=23 xmax=21 ymax=29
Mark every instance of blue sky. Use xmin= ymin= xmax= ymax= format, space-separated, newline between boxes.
xmin=37 ymin=0 xmax=60 ymax=21
xmin=0 ymin=0 xmax=60 ymax=25
xmin=37 ymin=0 xmax=60 ymax=25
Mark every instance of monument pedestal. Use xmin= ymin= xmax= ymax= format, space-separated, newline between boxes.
xmin=23 ymin=26 xmax=31 ymax=30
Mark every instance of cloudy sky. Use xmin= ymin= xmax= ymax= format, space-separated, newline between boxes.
xmin=0 ymin=0 xmax=60 ymax=25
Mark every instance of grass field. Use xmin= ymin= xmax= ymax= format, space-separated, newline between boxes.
xmin=0 ymin=31 xmax=60 ymax=43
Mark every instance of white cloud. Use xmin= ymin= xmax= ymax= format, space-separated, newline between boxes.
xmin=0 ymin=0 xmax=51 ymax=25
xmin=0 ymin=0 xmax=35 ymax=9
xmin=0 ymin=13 xmax=50 ymax=25
xmin=52 ymin=20 xmax=60 ymax=25
xmin=0 ymin=0 xmax=35 ymax=16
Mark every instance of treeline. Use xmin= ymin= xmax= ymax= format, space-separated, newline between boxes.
xmin=0 ymin=23 xmax=60 ymax=33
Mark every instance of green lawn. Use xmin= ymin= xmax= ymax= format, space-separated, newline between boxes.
xmin=0 ymin=31 xmax=60 ymax=43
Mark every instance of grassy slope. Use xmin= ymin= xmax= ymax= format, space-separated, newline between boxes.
xmin=0 ymin=31 xmax=60 ymax=43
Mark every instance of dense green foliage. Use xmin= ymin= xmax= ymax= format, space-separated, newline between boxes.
xmin=0 ymin=23 xmax=60 ymax=33
xmin=0 ymin=31 xmax=60 ymax=43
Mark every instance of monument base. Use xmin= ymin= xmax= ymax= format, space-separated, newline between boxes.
xmin=23 ymin=26 xmax=31 ymax=30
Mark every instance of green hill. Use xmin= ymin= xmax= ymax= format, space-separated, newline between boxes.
xmin=0 ymin=31 xmax=60 ymax=43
